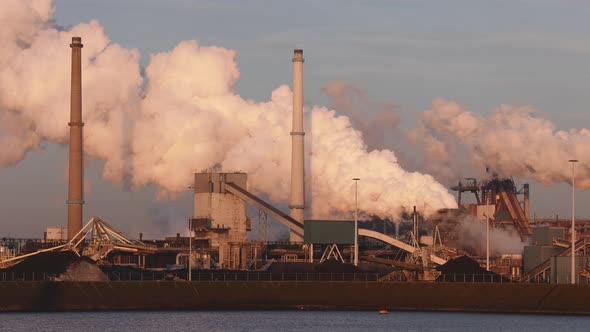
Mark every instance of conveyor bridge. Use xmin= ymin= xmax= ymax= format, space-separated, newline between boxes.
xmin=224 ymin=182 xmax=304 ymax=238
xmin=225 ymin=182 xmax=447 ymax=265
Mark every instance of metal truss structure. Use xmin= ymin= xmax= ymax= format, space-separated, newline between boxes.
xmin=0 ymin=217 xmax=154 ymax=268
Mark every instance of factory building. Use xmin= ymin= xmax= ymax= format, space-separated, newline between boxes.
xmin=191 ymin=172 xmax=254 ymax=270
xmin=451 ymin=176 xmax=532 ymax=241
xmin=4 ymin=38 xmax=590 ymax=288
xmin=45 ymin=227 xmax=68 ymax=241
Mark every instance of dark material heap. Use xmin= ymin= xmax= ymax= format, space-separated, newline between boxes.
xmin=0 ymin=251 xmax=95 ymax=280
xmin=436 ymin=255 xmax=507 ymax=282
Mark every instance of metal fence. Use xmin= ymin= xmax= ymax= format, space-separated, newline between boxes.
xmin=0 ymin=271 xmax=384 ymax=282
xmin=0 ymin=271 xmax=554 ymax=283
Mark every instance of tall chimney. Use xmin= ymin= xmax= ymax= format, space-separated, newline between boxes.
xmin=523 ymin=183 xmax=530 ymax=219
xmin=289 ymin=49 xmax=305 ymax=242
xmin=67 ymin=37 xmax=84 ymax=240
xmin=413 ymin=206 xmax=418 ymax=239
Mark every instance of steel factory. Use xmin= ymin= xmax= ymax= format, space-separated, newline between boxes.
xmin=2 ymin=38 xmax=590 ymax=289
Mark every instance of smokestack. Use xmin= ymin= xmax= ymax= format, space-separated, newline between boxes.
xmin=67 ymin=37 xmax=84 ymax=240
xmin=290 ymin=49 xmax=305 ymax=242
xmin=523 ymin=183 xmax=530 ymax=219
xmin=413 ymin=206 xmax=418 ymax=239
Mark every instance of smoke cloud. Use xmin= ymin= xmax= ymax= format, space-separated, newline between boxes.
xmin=321 ymin=81 xmax=400 ymax=151
xmin=456 ymin=216 xmax=524 ymax=256
xmin=0 ymin=0 xmax=457 ymax=222
xmin=412 ymin=99 xmax=590 ymax=189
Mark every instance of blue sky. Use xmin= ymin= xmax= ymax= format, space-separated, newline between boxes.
xmin=1 ymin=0 xmax=589 ymax=237
xmin=50 ymin=0 xmax=590 ymax=124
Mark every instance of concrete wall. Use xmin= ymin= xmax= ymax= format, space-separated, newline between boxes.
xmin=193 ymin=172 xmax=249 ymax=269
xmin=523 ymin=246 xmax=562 ymax=273
xmin=531 ymin=227 xmax=565 ymax=246
xmin=551 ymin=256 xmax=589 ymax=284
xmin=2 ymin=281 xmax=590 ymax=314
xmin=193 ymin=173 xmax=248 ymax=242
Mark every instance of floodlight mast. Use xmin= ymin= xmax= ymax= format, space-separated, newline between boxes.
xmin=353 ymin=178 xmax=360 ymax=266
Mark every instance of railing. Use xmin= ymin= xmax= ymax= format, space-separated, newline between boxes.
xmin=0 ymin=271 xmax=553 ymax=283
xmin=437 ymin=273 xmax=519 ymax=283
xmin=0 ymin=271 xmax=383 ymax=282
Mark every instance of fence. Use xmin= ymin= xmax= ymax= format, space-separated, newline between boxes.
xmin=0 ymin=271 xmax=554 ymax=283
xmin=0 ymin=271 xmax=383 ymax=282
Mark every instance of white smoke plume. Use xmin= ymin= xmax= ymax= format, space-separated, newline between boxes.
xmin=0 ymin=0 xmax=141 ymax=184
xmin=456 ymin=216 xmax=524 ymax=256
xmin=412 ymin=98 xmax=590 ymax=189
xmin=0 ymin=0 xmax=457 ymax=223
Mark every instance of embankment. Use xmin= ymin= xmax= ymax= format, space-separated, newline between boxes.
xmin=1 ymin=281 xmax=590 ymax=314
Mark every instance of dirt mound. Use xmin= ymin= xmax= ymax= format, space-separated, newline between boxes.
xmin=1 ymin=251 xmax=107 ymax=281
xmin=435 ymin=255 xmax=506 ymax=282
xmin=437 ymin=255 xmax=483 ymax=274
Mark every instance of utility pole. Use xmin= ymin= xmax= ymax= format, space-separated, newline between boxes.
xmin=188 ymin=218 xmax=192 ymax=282
xmin=486 ymin=216 xmax=490 ymax=271
xmin=353 ymin=178 xmax=360 ymax=266
xmin=569 ymin=159 xmax=578 ymax=284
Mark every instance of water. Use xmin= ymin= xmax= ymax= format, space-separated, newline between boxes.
xmin=1 ymin=311 xmax=589 ymax=332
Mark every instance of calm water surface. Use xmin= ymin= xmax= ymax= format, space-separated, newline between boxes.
xmin=1 ymin=311 xmax=589 ymax=331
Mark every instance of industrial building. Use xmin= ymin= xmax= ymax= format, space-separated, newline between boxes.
xmin=2 ymin=38 xmax=590 ymax=288
xmin=191 ymin=172 xmax=253 ymax=270
xmin=451 ymin=176 xmax=531 ymax=241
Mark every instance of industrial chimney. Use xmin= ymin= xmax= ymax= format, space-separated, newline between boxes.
xmin=523 ymin=183 xmax=530 ymax=219
xmin=67 ymin=37 xmax=84 ymax=240
xmin=289 ymin=49 xmax=305 ymax=242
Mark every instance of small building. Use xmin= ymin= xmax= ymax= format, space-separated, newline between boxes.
xmin=45 ymin=227 xmax=67 ymax=241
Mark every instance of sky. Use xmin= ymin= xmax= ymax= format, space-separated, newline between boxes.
xmin=1 ymin=0 xmax=590 ymax=238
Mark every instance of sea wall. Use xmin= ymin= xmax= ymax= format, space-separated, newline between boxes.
xmin=1 ymin=281 xmax=590 ymax=314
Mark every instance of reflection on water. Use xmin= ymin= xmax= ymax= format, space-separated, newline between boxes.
xmin=1 ymin=311 xmax=589 ymax=332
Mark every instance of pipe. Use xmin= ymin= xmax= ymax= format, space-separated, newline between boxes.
xmin=67 ymin=37 xmax=84 ymax=241
xmin=289 ymin=49 xmax=305 ymax=242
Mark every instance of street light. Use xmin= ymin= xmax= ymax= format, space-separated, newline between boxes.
xmin=353 ymin=178 xmax=360 ymax=266
xmin=188 ymin=218 xmax=192 ymax=282
xmin=569 ymin=159 xmax=578 ymax=284
xmin=483 ymin=213 xmax=490 ymax=271
xmin=187 ymin=186 xmax=194 ymax=282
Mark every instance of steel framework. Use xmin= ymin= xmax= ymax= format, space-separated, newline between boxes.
xmin=0 ymin=217 xmax=154 ymax=268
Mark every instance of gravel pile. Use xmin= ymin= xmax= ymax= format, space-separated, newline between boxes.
xmin=1 ymin=251 xmax=108 ymax=281
xmin=435 ymin=255 xmax=506 ymax=282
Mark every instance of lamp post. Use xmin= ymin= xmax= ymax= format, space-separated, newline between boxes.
xmin=483 ymin=213 xmax=489 ymax=270
xmin=188 ymin=219 xmax=192 ymax=282
xmin=187 ymin=186 xmax=194 ymax=282
xmin=353 ymin=178 xmax=360 ymax=266
xmin=487 ymin=216 xmax=490 ymax=271
xmin=569 ymin=159 xmax=578 ymax=284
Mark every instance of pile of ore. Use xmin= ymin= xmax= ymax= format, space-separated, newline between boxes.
xmin=435 ymin=255 xmax=507 ymax=282
xmin=0 ymin=251 xmax=108 ymax=281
